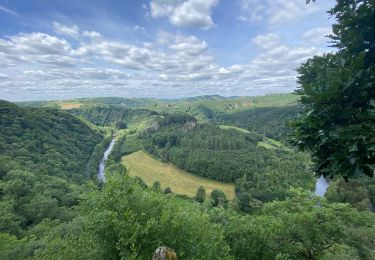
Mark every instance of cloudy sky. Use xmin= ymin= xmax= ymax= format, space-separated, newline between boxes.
xmin=0 ymin=0 xmax=336 ymax=101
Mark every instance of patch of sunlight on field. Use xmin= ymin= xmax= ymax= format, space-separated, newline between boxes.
xmin=219 ymin=124 xmax=251 ymax=133
xmin=122 ymin=150 xmax=235 ymax=199
xmin=59 ymin=102 xmax=82 ymax=109
xmin=257 ymin=141 xmax=275 ymax=149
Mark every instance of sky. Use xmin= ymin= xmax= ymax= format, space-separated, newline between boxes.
xmin=0 ymin=0 xmax=336 ymax=101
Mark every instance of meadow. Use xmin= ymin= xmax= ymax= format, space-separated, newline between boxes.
xmin=122 ymin=150 xmax=235 ymax=199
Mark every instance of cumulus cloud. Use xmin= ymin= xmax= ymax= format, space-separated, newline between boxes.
xmin=251 ymin=33 xmax=280 ymax=49
xmin=0 ymin=33 xmax=74 ymax=67
xmin=0 ymin=22 xmax=330 ymax=101
xmin=53 ymin=22 xmax=80 ymax=38
xmin=150 ymin=0 xmax=218 ymax=29
xmin=82 ymin=30 xmax=102 ymax=41
xmin=237 ymin=0 xmax=323 ymax=27
xmin=301 ymin=27 xmax=332 ymax=45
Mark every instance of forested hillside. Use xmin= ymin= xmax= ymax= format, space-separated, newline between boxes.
xmin=0 ymin=100 xmax=103 ymax=241
xmin=21 ymin=173 xmax=375 ymax=260
xmin=216 ymin=105 xmax=302 ymax=140
xmin=0 ymin=100 xmax=103 ymax=179
xmin=138 ymin=122 xmax=314 ymax=208
xmin=1 ymin=93 xmax=375 ymax=259
xmin=69 ymin=106 xmax=160 ymax=130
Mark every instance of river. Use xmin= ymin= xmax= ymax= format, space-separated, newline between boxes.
xmin=314 ymin=175 xmax=329 ymax=197
xmin=98 ymin=138 xmax=331 ymax=194
xmin=97 ymin=139 xmax=116 ymax=182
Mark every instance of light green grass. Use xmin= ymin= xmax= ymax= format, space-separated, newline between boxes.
xmin=257 ymin=141 xmax=275 ymax=149
xmin=219 ymin=124 xmax=251 ymax=134
xmin=122 ymin=150 xmax=235 ymax=199
xmin=257 ymin=137 xmax=291 ymax=151
xmin=265 ymin=137 xmax=283 ymax=148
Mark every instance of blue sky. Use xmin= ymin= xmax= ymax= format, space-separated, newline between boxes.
xmin=0 ymin=0 xmax=336 ymax=101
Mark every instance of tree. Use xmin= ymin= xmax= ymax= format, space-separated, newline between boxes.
xmin=43 ymin=173 xmax=231 ymax=259
xmin=163 ymin=187 xmax=172 ymax=194
xmin=210 ymin=190 xmax=227 ymax=208
xmin=221 ymin=189 xmax=375 ymax=259
xmin=115 ymin=120 xmax=127 ymax=129
xmin=134 ymin=176 xmax=148 ymax=189
xmin=293 ymin=0 xmax=375 ymax=180
xmin=195 ymin=186 xmax=206 ymax=203
xmin=152 ymin=181 xmax=161 ymax=191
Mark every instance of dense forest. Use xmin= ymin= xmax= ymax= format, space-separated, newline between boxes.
xmin=138 ymin=123 xmax=314 ymax=208
xmin=215 ymin=105 xmax=302 ymax=140
xmin=0 ymin=100 xmax=104 ymax=241
xmin=69 ymin=106 xmax=160 ymax=130
xmin=1 ymin=99 xmax=375 ymax=258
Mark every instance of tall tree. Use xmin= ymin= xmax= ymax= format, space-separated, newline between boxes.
xmin=195 ymin=186 xmax=206 ymax=203
xmin=293 ymin=0 xmax=375 ymax=180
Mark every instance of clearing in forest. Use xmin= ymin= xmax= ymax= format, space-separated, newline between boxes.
xmin=122 ymin=150 xmax=235 ymax=199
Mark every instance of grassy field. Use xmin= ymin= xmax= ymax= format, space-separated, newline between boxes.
xmin=58 ymin=102 xmax=82 ymax=109
xmin=122 ymin=150 xmax=235 ymax=199
xmin=219 ymin=124 xmax=251 ymax=133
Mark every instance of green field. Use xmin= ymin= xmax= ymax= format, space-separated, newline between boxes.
xmin=219 ymin=124 xmax=251 ymax=133
xmin=219 ymin=124 xmax=286 ymax=150
xmin=122 ymin=150 xmax=235 ymax=199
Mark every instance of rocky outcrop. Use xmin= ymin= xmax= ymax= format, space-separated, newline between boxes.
xmin=152 ymin=246 xmax=177 ymax=260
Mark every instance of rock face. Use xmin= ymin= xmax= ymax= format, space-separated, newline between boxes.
xmin=152 ymin=246 xmax=177 ymax=260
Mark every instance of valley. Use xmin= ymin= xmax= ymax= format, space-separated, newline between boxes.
xmin=1 ymin=93 xmax=375 ymax=259
xmin=1 ymin=1 xmax=374 ymax=259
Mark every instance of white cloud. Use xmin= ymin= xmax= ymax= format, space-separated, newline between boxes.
xmin=150 ymin=0 xmax=218 ymax=29
xmin=0 ymin=33 xmax=74 ymax=67
xmin=53 ymin=22 xmax=80 ymax=38
xmin=237 ymin=0 xmax=265 ymax=22
xmin=0 ymin=4 xmax=19 ymax=17
xmin=251 ymin=33 xmax=280 ymax=49
xmin=0 ymin=72 xmax=10 ymax=79
xmin=82 ymin=30 xmax=102 ymax=43
xmin=301 ymin=27 xmax=332 ymax=45
xmin=0 ymin=33 xmax=71 ymax=55
xmin=168 ymin=34 xmax=208 ymax=56
xmin=237 ymin=0 xmax=323 ymax=27
xmin=0 ymin=23 xmax=331 ymax=100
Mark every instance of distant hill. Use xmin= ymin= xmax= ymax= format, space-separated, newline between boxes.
xmin=69 ymin=106 xmax=161 ymax=130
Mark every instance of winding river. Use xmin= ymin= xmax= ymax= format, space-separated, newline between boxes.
xmin=97 ymin=137 xmax=331 ymax=196
xmin=314 ymin=175 xmax=329 ymax=197
xmin=97 ymin=139 xmax=116 ymax=182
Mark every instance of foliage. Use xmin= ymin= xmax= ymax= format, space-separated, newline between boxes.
xmin=217 ymin=105 xmax=302 ymax=140
xmin=0 ymin=101 xmax=102 ymax=179
xmin=293 ymin=0 xmax=375 ymax=179
xmin=210 ymin=189 xmax=228 ymax=208
xmin=108 ymin=134 xmax=142 ymax=165
xmin=38 ymin=174 xmax=231 ymax=259
xmin=325 ymin=176 xmax=375 ymax=211
xmin=163 ymin=187 xmax=172 ymax=194
xmin=195 ymin=186 xmax=206 ymax=203
xmin=152 ymin=180 xmax=161 ymax=191
xmin=115 ymin=120 xmax=127 ymax=129
xmin=70 ymin=106 xmax=159 ymax=130
xmin=211 ymin=189 xmax=375 ymax=259
xmin=140 ymin=123 xmax=314 ymax=205
xmin=0 ymin=101 xmax=102 ymax=239
xmin=86 ymin=135 xmax=112 ymax=178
